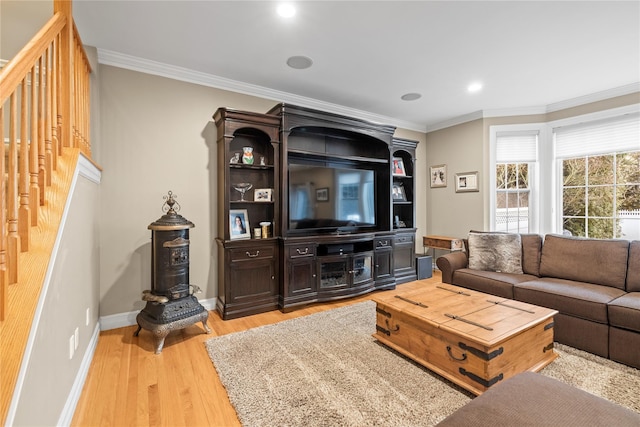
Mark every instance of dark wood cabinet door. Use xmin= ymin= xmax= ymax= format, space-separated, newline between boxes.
xmin=374 ymin=250 xmax=394 ymax=282
xmin=229 ymin=258 xmax=277 ymax=304
xmin=220 ymin=242 xmax=279 ymax=319
xmin=394 ymin=233 xmax=417 ymax=284
xmin=288 ymin=260 xmax=318 ymax=297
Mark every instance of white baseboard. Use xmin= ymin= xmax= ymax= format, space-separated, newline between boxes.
xmin=99 ymin=297 xmax=218 ymax=331
xmin=57 ymin=323 xmax=100 ymax=426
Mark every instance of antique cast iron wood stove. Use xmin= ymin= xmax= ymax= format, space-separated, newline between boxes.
xmin=134 ymin=191 xmax=210 ymax=353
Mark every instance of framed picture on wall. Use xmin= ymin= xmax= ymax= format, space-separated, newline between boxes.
xmin=430 ymin=164 xmax=447 ymax=188
xmin=229 ymin=209 xmax=250 ymax=239
xmin=455 ymin=171 xmax=479 ymax=193
xmin=316 ymin=187 xmax=329 ymax=202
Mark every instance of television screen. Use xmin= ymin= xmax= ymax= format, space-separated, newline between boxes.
xmin=289 ymin=162 xmax=376 ymax=233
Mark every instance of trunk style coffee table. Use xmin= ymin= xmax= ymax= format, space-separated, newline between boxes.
xmin=372 ymin=282 xmax=558 ymax=395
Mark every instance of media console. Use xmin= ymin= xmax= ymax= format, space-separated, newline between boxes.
xmin=215 ymin=104 xmax=419 ymax=319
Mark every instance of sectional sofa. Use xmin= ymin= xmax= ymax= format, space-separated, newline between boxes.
xmin=436 ymin=233 xmax=640 ymax=369
xmin=436 ymin=371 xmax=640 ymax=426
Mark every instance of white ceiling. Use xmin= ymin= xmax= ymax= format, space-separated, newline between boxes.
xmin=72 ymin=0 xmax=640 ymax=132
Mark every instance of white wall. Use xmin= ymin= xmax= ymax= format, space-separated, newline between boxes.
xmin=10 ymin=158 xmax=101 ymax=427
xmin=97 ymin=65 xmax=277 ymax=316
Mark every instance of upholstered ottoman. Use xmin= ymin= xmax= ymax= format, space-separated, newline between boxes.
xmin=436 ymin=372 xmax=640 ymax=426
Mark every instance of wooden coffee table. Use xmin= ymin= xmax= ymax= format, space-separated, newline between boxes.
xmin=372 ymin=282 xmax=558 ymax=395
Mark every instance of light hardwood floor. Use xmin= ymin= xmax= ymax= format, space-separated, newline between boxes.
xmin=72 ymin=273 xmax=440 ymax=426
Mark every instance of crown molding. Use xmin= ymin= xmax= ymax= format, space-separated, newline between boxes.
xmin=96 ymin=49 xmax=639 ymax=135
xmin=426 ymin=83 xmax=640 ymax=132
xmin=96 ymin=49 xmax=426 ymax=133
xmin=546 ymin=82 xmax=640 ymax=112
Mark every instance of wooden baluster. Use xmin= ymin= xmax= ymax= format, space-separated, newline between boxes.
xmin=7 ymin=93 xmax=20 ymax=284
xmin=73 ymin=41 xmax=78 ymax=150
xmin=84 ymin=58 xmax=91 ymax=155
xmin=44 ymin=46 xmax=54 ymax=178
xmin=38 ymin=55 xmax=47 ymax=196
xmin=30 ymin=66 xmax=39 ymax=226
xmin=56 ymin=33 xmax=63 ymax=155
xmin=50 ymin=40 xmax=59 ymax=170
xmin=19 ymin=77 xmax=30 ymax=251
xmin=78 ymin=39 xmax=84 ymax=152
xmin=1 ymin=105 xmax=7 ymax=320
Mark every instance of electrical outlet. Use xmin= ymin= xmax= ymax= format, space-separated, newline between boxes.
xmin=74 ymin=327 xmax=79 ymax=350
xmin=69 ymin=335 xmax=75 ymax=359
xmin=85 ymin=308 xmax=90 ymax=326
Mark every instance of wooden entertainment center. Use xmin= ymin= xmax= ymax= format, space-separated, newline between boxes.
xmin=214 ymin=104 xmax=418 ymax=319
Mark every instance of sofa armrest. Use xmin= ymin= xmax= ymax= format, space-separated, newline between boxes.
xmin=436 ymin=252 xmax=468 ymax=284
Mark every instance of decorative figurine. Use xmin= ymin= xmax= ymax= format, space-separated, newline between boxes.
xmin=242 ymin=146 xmax=254 ymax=165
xmin=230 ymin=152 xmax=240 ymax=164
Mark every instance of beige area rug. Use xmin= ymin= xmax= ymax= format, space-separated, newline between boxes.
xmin=205 ymin=301 xmax=640 ymax=427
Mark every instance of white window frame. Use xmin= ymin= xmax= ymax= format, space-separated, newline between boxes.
xmin=489 ymin=124 xmax=546 ymax=234
xmin=549 ymin=104 xmax=640 ymax=235
xmin=490 ymin=105 xmax=639 ymax=237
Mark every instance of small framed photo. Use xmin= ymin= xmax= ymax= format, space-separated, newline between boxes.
xmin=430 ymin=164 xmax=447 ymax=188
xmin=229 ymin=209 xmax=250 ymax=239
xmin=316 ymin=187 xmax=329 ymax=202
xmin=455 ymin=171 xmax=479 ymax=193
xmin=254 ymin=188 xmax=273 ymax=202
xmin=392 ymin=157 xmax=406 ymax=177
xmin=392 ymin=183 xmax=407 ymax=201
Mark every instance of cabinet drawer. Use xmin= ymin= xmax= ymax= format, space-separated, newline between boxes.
xmin=375 ymin=238 xmax=392 ymax=250
xmin=229 ymin=246 xmax=275 ymax=262
xmin=288 ymin=244 xmax=317 ymax=259
xmin=395 ymin=234 xmax=414 ymax=245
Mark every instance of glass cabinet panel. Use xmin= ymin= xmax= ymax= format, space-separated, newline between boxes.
xmin=352 ymin=254 xmax=373 ymax=285
xmin=320 ymin=258 xmax=349 ymax=289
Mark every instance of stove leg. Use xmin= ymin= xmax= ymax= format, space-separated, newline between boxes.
xmin=154 ymin=336 xmax=167 ymax=354
xmin=202 ymin=320 xmax=212 ymax=334
xmin=200 ymin=310 xmax=211 ymax=334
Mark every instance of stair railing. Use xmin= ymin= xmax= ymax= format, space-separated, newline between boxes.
xmin=0 ymin=0 xmax=92 ymax=321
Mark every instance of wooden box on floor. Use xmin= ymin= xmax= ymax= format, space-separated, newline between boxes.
xmin=372 ymin=282 xmax=558 ymax=395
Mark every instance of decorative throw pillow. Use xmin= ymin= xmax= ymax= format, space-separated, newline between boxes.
xmin=468 ymin=232 xmax=523 ymax=274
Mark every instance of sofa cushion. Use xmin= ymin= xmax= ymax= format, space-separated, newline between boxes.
xmin=626 ymin=241 xmax=640 ymax=292
xmin=514 ymin=278 xmax=626 ymax=324
xmin=453 ymin=269 xmax=538 ymax=299
xmin=521 ymin=234 xmax=542 ymax=276
xmin=610 ymin=326 xmax=640 ymax=369
xmin=466 ymin=232 xmax=542 ymax=276
xmin=468 ymin=232 xmax=523 ymax=274
xmin=608 ymin=293 xmax=640 ymax=333
xmin=540 ymin=234 xmax=630 ymax=290
xmin=436 ymin=372 xmax=640 ymax=427
xmin=553 ymin=313 xmax=609 ymax=358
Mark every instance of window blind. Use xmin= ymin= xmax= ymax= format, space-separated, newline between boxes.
xmin=554 ymin=113 xmax=640 ymax=159
xmin=496 ymin=132 xmax=538 ymax=163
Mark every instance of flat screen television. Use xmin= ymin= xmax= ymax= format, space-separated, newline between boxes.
xmin=288 ymin=160 xmax=377 ymax=234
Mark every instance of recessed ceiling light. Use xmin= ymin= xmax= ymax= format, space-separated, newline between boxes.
xmin=277 ymin=3 xmax=296 ymax=18
xmin=401 ymin=93 xmax=422 ymax=101
xmin=468 ymin=82 xmax=483 ymax=93
xmin=286 ymin=55 xmax=313 ymax=70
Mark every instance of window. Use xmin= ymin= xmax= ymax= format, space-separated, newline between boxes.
xmin=555 ymin=114 xmax=640 ymax=239
xmin=490 ymin=108 xmax=639 ymax=240
xmin=491 ymin=129 xmax=540 ymax=233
